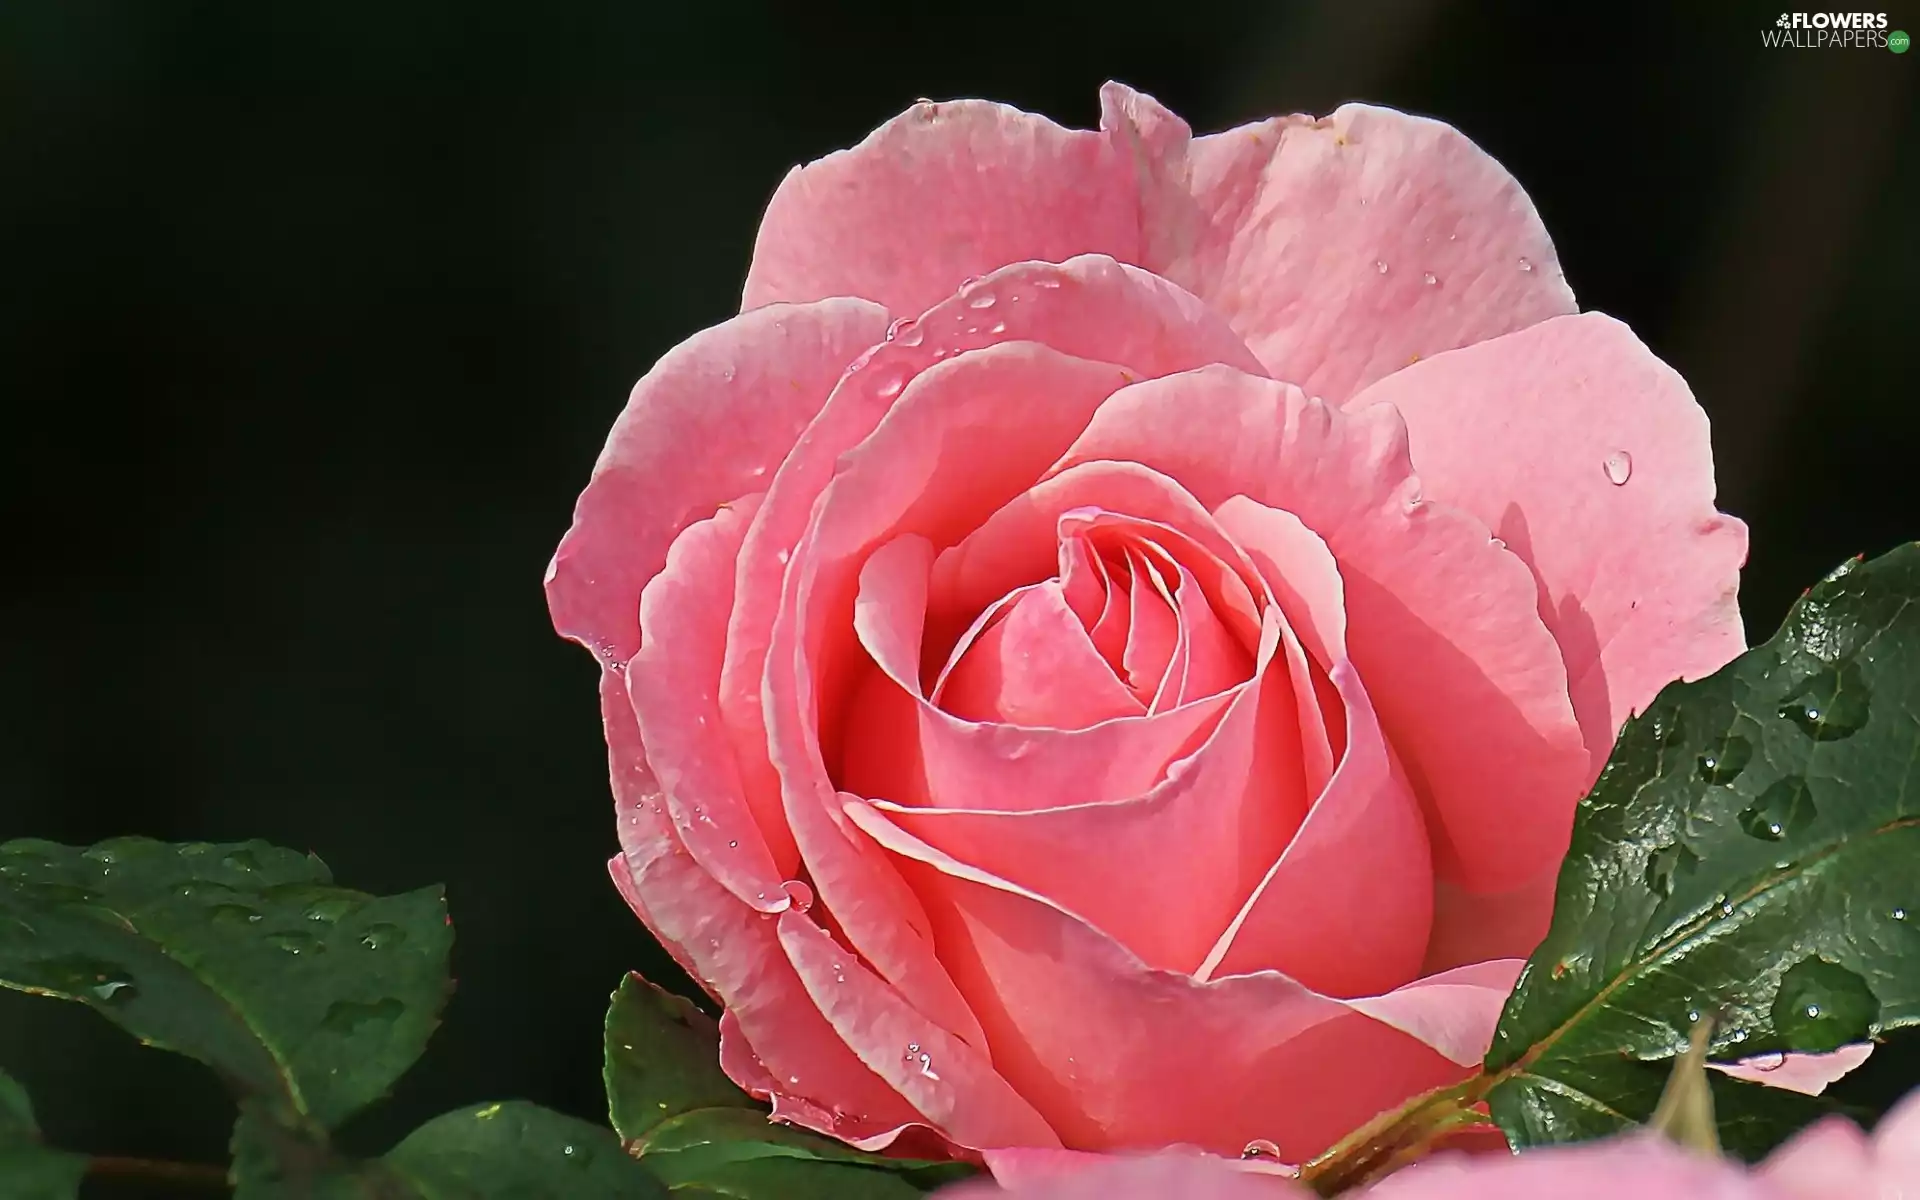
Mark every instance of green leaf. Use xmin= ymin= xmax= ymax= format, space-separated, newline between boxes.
xmin=232 ymin=1100 xmax=672 ymax=1199
xmin=604 ymin=972 xmax=755 ymax=1144
xmin=1486 ymin=544 xmax=1920 ymax=1156
xmin=382 ymin=1102 xmax=670 ymax=1199
xmin=0 ymin=836 xmax=451 ymax=1129
xmin=639 ymin=1109 xmax=974 ymax=1191
xmin=603 ymin=972 xmax=979 ymax=1194
xmin=0 ymin=1069 xmax=86 ymax=1200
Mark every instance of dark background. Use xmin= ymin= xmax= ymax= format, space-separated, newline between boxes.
xmin=3 ymin=0 xmax=1916 ymax=1182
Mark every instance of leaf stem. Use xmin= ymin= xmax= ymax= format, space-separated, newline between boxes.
xmin=86 ymin=1154 xmax=231 ymax=1192
xmin=1297 ymin=1075 xmax=1495 ymax=1196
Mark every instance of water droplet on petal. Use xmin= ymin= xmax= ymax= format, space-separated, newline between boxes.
xmin=874 ymin=373 xmax=906 ymax=399
xmin=1242 ymin=1139 xmax=1283 ymax=1160
xmin=917 ymin=1052 xmax=939 ymax=1080
xmin=1747 ymin=1051 xmax=1787 ymax=1071
xmin=1696 ymin=735 xmax=1753 ymax=784
xmin=1374 ymin=260 xmax=1389 ymax=274
xmin=1518 ymin=257 xmax=1534 ymax=272
xmin=1033 ymin=277 xmax=1062 ymax=290
xmin=885 ymin=317 xmax=915 ymax=341
xmin=780 ymin=880 xmax=814 ymax=913
xmin=966 ymin=292 xmax=996 ymax=310
xmin=1739 ymin=776 xmax=1817 ymax=842
xmin=1603 ymin=451 xmax=1633 ymax=485
xmin=1422 ymin=271 xmax=1438 ymax=286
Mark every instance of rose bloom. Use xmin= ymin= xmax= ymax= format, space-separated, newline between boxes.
xmin=548 ymin=84 xmax=1747 ymax=1162
xmin=932 ymin=1090 xmax=1920 ymax=1199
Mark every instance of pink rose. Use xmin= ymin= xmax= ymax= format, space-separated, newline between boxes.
xmin=933 ymin=1090 xmax=1920 ymax=1199
xmin=548 ymin=84 xmax=1746 ymax=1162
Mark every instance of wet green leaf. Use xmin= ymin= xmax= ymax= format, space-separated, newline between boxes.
xmin=604 ymin=972 xmax=753 ymax=1144
xmin=0 ymin=837 xmax=451 ymax=1128
xmin=1487 ymin=545 xmax=1920 ymax=1155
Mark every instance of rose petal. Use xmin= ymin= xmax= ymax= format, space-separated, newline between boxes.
xmin=847 ymin=801 xmax=1501 ymax=1160
xmin=628 ymin=497 xmax=793 ymax=910
xmin=946 ymin=1151 xmax=1310 ymax=1198
xmin=1194 ymin=658 xmax=1432 ymax=997
xmin=1709 ymin=1044 xmax=1874 ymax=1096
xmin=1420 ymin=871 xmax=1560 ymax=974
xmin=863 ymin=633 xmax=1303 ymax=975
xmin=1100 ymin=82 xmax=1577 ymax=401
xmin=721 ymin=255 xmax=1262 ymax=864
xmin=548 ymin=297 xmax=889 ymax=672
xmin=1055 ymin=366 xmax=1587 ymax=893
xmin=599 ymin=671 xmax=921 ymax=1143
xmin=1361 ymin=1135 xmax=1772 ymax=1200
xmin=1350 ymin=313 xmax=1749 ymax=764
xmin=743 ymin=100 xmax=1141 ymax=317
xmin=939 ymin=581 xmax=1145 ymax=727
xmin=777 ymin=910 xmax=1062 ymax=1150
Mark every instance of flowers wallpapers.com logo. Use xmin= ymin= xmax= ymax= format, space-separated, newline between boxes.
xmin=1764 ymin=11 xmax=1907 ymax=48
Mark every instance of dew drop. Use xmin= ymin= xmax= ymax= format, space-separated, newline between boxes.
xmin=916 ymin=1052 xmax=939 ymax=1080
xmin=726 ymin=839 xmax=738 ymax=849
xmin=1778 ymin=663 xmax=1870 ymax=741
xmin=788 ymin=1075 xmax=800 ymax=1085
xmin=92 ymin=977 xmax=137 ymax=1003
xmin=268 ymin=931 xmax=320 ymax=956
xmin=209 ymin=903 xmax=262 ymax=927
xmin=562 ymin=1144 xmax=577 ymax=1157
xmin=1518 ymin=257 xmax=1534 ymax=272
xmin=1746 ymin=1051 xmax=1787 ymax=1072
xmin=304 ymin=895 xmax=356 ymax=924
xmin=1603 ymin=451 xmax=1633 ymax=486
xmin=1033 ymin=277 xmax=1062 ymax=290
xmin=1771 ymin=957 xmax=1878 ymax=1051
xmin=775 ymin=548 xmax=790 ymax=566
xmin=1241 ymin=1139 xmax=1283 ymax=1160
xmin=1374 ymin=260 xmax=1389 ymax=274
xmin=222 ymin=849 xmax=260 ymax=874
xmin=1422 ymin=271 xmax=1438 ymax=286
xmin=966 ymin=292 xmax=997 ymax=310
xmin=323 ymin=996 xmax=404 ymax=1034
xmin=1738 ymin=776 xmax=1816 ymax=842
xmin=1893 ymin=907 xmax=1908 ymax=922
xmin=780 ymin=879 xmax=814 ymax=913
xmin=988 ymin=321 xmax=1007 ymax=334
xmin=885 ymin=316 xmax=916 ymax=341
xmin=1695 ymin=735 xmax=1753 ymax=785
xmin=874 ymin=374 xmax=906 ymax=399
xmin=360 ymin=923 xmax=404 ymax=950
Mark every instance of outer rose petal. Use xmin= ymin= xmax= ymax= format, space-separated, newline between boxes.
xmin=1350 ymin=313 xmax=1748 ymax=763
xmin=1055 ymin=367 xmax=1588 ymax=893
xmin=1762 ymin=1086 xmax=1920 ymax=1199
xmin=598 ymin=672 xmax=923 ymax=1145
xmin=743 ymin=100 xmax=1140 ymax=316
xmin=1099 ymin=83 xmax=1577 ymax=400
xmin=938 ymin=1152 xmax=1308 ymax=1198
xmin=548 ymin=297 xmax=889 ymax=671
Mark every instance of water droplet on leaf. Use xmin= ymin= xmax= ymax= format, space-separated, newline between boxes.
xmin=222 ymin=850 xmax=260 ymax=874
xmin=1771 ymin=957 xmax=1878 ymax=1051
xmin=1696 ymin=735 xmax=1753 ymax=784
xmin=268 ymin=931 xmax=320 ymax=955
xmin=360 ymin=923 xmax=404 ymax=950
xmin=1779 ymin=663 xmax=1870 ymax=741
xmin=209 ymin=904 xmax=262 ymax=926
xmin=304 ymin=895 xmax=356 ymax=924
xmin=1738 ymin=776 xmax=1816 ymax=842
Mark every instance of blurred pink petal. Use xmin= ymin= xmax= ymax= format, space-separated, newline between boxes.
xmin=1710 ymin=1044 xmax=1875 ymax=1096
xmin=943 ymin=1150 xmax=1309 ymax=1198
